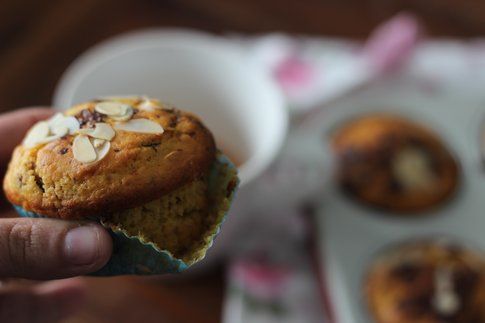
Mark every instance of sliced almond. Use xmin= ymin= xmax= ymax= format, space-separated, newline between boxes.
xmin=36 ymin=134 xmax=64 ymax=145
xmin=47 ymin=113 xmax=65 ymax=126
xmin=50 ymin=125 xmax=69 ymax=137
xmin=24 ymin=123 xmax=67 ymax=147
xmin=85 ymin=139 xmax=110 ymax=164
xmin=93 ymin=140 xmax=110 ymax=162
xmin=95 ymin=102 xmax=130 ymax=116
xmin=114 ymin=118 xmax=164 ymax=134
xmin=138 ymin=99 xmax=162 ymax=111
xmin=75 ymin=123 xmax=115 ymax=141
xmin=90 ymin=123 xmax=115 ymax=140
xmin=48 ymin=113 xmax=79 ymax=134
xmin=110 ymin=106 xmax=134 ymax=121
xmin=62 ymin=116 xmax=81 ymax=134
xmin=432 ymin=267 xmax=460 ymax=316
xmin=24 ymin=114 xmax=80 ymax=148
xmin=73 ymin=135 xmax=97 ymax=163
xmin=392 ymin=148 xmax=436 ymax=190
xmin=76 ymin=128 xmax=95 ymax=135
xmin=23 ymin=121 xmax=50 ymax=147
xmin=92 ymin=138 xmax=106 ymax=148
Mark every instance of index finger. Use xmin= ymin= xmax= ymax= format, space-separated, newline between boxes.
xmin=0 ymin=107 xmax=53 ymax=163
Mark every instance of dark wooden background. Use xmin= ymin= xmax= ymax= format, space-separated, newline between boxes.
xmin=1 ymin=0 xmax=485 ymax=112
xmin=1 ymin=1 xmax=484 ymax=322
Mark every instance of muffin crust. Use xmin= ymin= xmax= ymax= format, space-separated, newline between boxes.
xmin=3 ymin=98 xmax=216 ymax=219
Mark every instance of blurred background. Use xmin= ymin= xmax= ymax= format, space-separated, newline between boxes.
xmin=2 ymin=1 xmax=485 ymax=323
xmin=1 ymin=0 xmax=484 ymax=110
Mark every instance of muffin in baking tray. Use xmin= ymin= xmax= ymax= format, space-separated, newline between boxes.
xmin=364 ymin=239 xmax=485 ymax=323
xmin=331 ymin=114 xmax=460 ymax=214
xmin=3 ymin=97 xmax=239 ymax=275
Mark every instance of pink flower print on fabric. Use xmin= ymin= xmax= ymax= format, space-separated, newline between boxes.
xmin=231 ymin=258 xmax=292 ymax=301
xmin=274 ymin=55 xmax=315 ymax=98
xmin=363 ymin=12 xmax=421 ymax=74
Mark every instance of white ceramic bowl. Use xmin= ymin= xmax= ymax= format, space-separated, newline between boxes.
xmin=54 ymin=29 xmax=288 ymax=186
xmin=53 ymin=29 xmax=288 ymax=265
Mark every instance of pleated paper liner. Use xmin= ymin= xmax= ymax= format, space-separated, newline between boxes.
xmin=14 ymin=152 xmax=239 ymax=276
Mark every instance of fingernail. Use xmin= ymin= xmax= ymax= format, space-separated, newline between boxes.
xmin=64 ymin=225 xmax=99 ymax=265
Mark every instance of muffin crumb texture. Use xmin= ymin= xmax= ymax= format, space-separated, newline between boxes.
xmin=102 ymin=179 xmax=210 ymax=262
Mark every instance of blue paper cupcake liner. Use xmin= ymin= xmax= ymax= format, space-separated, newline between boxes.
xmin=13 ymin=153 xmax=238 ymax=276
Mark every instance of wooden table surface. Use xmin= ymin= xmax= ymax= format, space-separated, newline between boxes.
xmin=1 ymin=1 xmax=484 ymax=322
xmin=65 ymin=270 xmax=226 ymax=323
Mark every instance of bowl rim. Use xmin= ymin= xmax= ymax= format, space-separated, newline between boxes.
xmin=53 ymin=28 xmax=289 ymax=187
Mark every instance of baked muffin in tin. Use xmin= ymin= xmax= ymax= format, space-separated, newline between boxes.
xmin=365 ymin=239 xmax=485 ymax=323
xmin=331 ymin=114 xmax=460 ymax=214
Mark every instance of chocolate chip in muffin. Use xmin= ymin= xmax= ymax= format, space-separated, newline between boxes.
xmin=59 ymin=147 xmax=69 ymax=155
xmin=398 ymin=293 xmax=432 ymax=317
xmin=34 ymin=174 xmax=44 ymax=193
xmin=75 ymin=109 xmax=105 ymax=128
xmin=388 ymin=177 xmax=404 ymax=193
xmin=168 ymin=115 xmax=178 ymax=128
xmin=453 ymin=269 xmax=479 ymax=301
xmin=391 ymin=262 xmax=421 ymax=282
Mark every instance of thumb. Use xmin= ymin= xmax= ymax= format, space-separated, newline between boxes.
xmin=0 ymin=218 xmax=112 ymax=279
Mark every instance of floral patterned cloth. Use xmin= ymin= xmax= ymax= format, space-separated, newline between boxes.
xmin=223 ymin=12 xmax=485 ymax=323
xmin=223 ymin=13 xmax=422 ymax=323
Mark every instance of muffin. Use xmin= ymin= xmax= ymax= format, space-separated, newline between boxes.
xmin=365 ymin=239 xmax=485 ymax=323
xmin=331 ymin=114 xmax=459 ymax=213
xmin=3 ymin=97 xmax=239 ymax=275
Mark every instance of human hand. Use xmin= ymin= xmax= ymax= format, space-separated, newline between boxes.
xmin=0 ymin=108 xmax=113 ymax=323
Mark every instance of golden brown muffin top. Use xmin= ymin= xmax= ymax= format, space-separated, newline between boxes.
xmin=331 ymin=114 xmax=459 ymax=214
xmin=3 ymin=97 xmax=216 ymax=219
xmin=365 ymin=240 xmax=485 ymax=323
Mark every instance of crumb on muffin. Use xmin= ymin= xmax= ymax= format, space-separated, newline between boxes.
xmin=102 ymin=179 xmax=211 ymax=260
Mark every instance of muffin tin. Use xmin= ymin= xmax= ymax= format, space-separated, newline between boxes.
xmin=363 ymin=238 xmax=485 ymax=323
xmin=315 ymin=77 xmax=485 ymax=322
